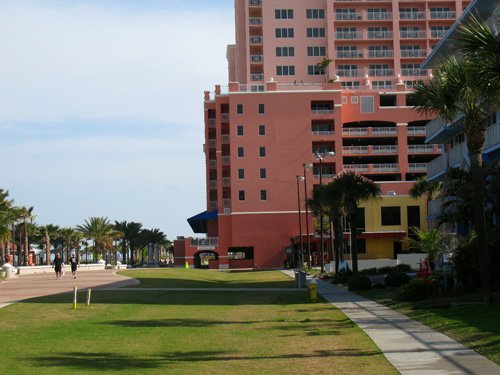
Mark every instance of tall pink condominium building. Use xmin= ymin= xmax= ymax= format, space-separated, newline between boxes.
xmin=175 ymin=0 xmax=471 ymax=269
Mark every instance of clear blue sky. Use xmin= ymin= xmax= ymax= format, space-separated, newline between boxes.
xmin=0 ymin=0 xmax=234 ymax=239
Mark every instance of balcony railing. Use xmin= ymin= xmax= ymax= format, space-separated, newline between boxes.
xmin=427 ymin=153 xmax=447 ymax=180
xmin=430 ymin=30 xmax=449 ymax=38
xmin=190 ymin=237 xmax=219 ymax=247
xmin=400 ymin=30 xmax=427 ymax=39
xmin=208 ymin=118 xmax=216 ymax=126
xmin=428 ymin=197 xmax=444 ymax=218
xmin=343 ymin=127 xmax=397 ymax=136
xmin=372 ymin=127 xmax=397 ymax=135
xmin=336 ymin=51 xmax=364 ymax=59
xmin=343 ymin=146 xmax=369 ymax=155
xmin=249 ymin=17 xmax=262 ymax=25
xmin=249 ymin=0 xmax=261 ymax=6
xmin=220 ymin=113 xmax=229 ymax=122
xmin=401 ymin=49 xmax=427 ymax=58
xmin=448 ymin=142 xmax=469 ymax=168
xmin=311 ymin=109 xmax=334 ymax=115
xmin=344 ymin=163 xmax=399 ymax=173
xmin=337 ymin=69 xmax=363 ymax=77
xmin=222 ymin=177 xmax=231 ymax=187
xmin=312 ymin=130 xmax=335 ymax=135
xmin=373 ymin=145 xmax=398 ymax=154
xmin=367 ymin=50 xmax=393 ymax=58
xmin=223 ymin=199 xmax=231 ymax=207
xmin=344 ymin=164 xmax=369 ymax=172
xmin=208 ymin=159 xmax=217 ymax=169
xmin=222 ymin=156 xmax=231 ymax=165
xmin=408 ymin=144 xmax=443 ymax=154
xmin=367 ymin=31 xmax=392 ymax=39
xmin=335 ymin=32 xmax=362 ymax=40
xmin=209 ymin=180 xmax=217 ymax=189
xmin=250 ymin=73 xmax=264 ymax=81
xmin=367 ymin=12 xmax=392 ymax=20
xmin=407 ymin=126 xmax=426 ymax=136
xmin=399 ymin=11 xmax=425 ymax=20
xmin=402 ymin=69 xmax=428 ymax=76
xmin=249 ymin=36 xmax=262 ymax=44
xmin=372 ymin=82 xmax=394 ymax=89
xmin=368 ymin=68 xmax=393 ymax=76
xmin=336 ymin=13 xmax=361 ymax=21
xmin=250 ymin=54 xmax=263 ymax=62
xmin=221 ymin=134 xmax=230 ymax=144
xmin=208 ymin=139 xmax=216 ymax=148
xmin=209 ymin=201 xmax=217 ymax=209
xmin=408 ymin=163 xmax=427 ymax=172
xmin=342 ymin=145 xmax=397 ymax=155
xmin=342 ymin=128 xmax=369 ymax=136
xmin=430 ymin=11 xmax=456 ymax=19
xmin=484 ymin=121 xmax=500 ymax=151
xmin=374 ymin=163 xmax=399 ymax=172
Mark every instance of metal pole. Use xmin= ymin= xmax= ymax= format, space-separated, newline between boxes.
xmin=296 ymin=176 xmax=304 ymax=268
xmin=303 ymin=164 xmax=311 ymax=268
xmin=319 ymin=157 xmax=325 ymax=273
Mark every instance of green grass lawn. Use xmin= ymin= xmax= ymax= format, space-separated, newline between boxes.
xmin=118 ymin=268 xmax=295 ymax=288
xmin=0 ymin=270 xmax=397 ymax=374
xmin=357 ymin=288 xmax=500 ymax=364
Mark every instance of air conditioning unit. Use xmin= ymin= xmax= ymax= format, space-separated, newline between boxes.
xmin=223 ymin=208 xmax=231 ymax=214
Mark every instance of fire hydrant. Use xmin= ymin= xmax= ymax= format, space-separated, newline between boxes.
xmin=309 ymin=279 xmax=317 ymax=302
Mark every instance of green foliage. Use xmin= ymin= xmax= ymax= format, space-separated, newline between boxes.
xmin=384 ymin=272 xmax=410 ymax=288
xmin=348 ymin=275 xmax=372 ymax=291
xmin=394 ymin=264 xmax=412 ymax=273
xmin=397 ymin=278 xmax=439 ymax=302
xmin=331 ymin=269 xmax=353 ymax=285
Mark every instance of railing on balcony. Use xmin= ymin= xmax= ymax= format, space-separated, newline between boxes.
xmin=343 ymin=128 xmax=369 ymax=136
xmin=408 ymin=144 xmax=443 ymax=154
xmin=220 ymin=113 xmax=229 ymax=122
xmin=223 ymin=199 xmax=231 ymax=207
xmin=372 ymin=127 xmax=397 ymax=135
xmin=222 ymin=156 xmax=231 ymax=165
xmin=407 ymin=126 xmax=426 ymax=136
xmin=312 ymin=130 xmax=335 ymax=135
xmin=250 ymin=54 xmax=263 ymax=62
xmin=336 ymin=13 xmax=360 ymax=21
xmin=399 ymin=11 xmax=425 ymax=20
xmin=367 ymin=50 xmax=393 ymax=58
xmin=336 ymin=31 xmax=362 ymax=40
xmin=208 ymin=118 xmax=216 ymax=126
xmin=367 ymin=12 xmax=392 ymax=20
xmin=208 ymin=139 xmax=216 ymax=148
xmin=249 ymin=17 xmax=262 ymax=25
xmin=311 ymin=109 xmax=334 ymax=115
xmin=408 ymin=163 xmax=427 ymax=172
xmin=373 ymin=145 xmax=398 ymax=154
xmin=401 ymin=50 xmax=427 ymax=58
xmin=484 ymin=121 xmax=500 ymax=151
xmin=208 ymin=159 xmax=217 ymax=169
xmin=374 ymin=163 xmax=399 ymax=172
xmin=430 ymin=11 xmax=456 ymax=19
xmin=372 ymin=82 xmax=394 ymax=89
xmin=336 ymin=51 xmax=364 ymax=59
xmin=209 ymin=180 xmax=217 ymax=189
xmin=209 ymin=201 xmax=218 ymax=209
xmin=337 ymin=69 xmax=363 ymax=77
xmin=427 ymin=153 xmax=447 ymax=180
xmin=400 ymin=30 xmax=427 ymax=39
xmin=344 ymin=164 xmax=369 ymax=172
xmin=430 ymin=30 xmax=449 ymax=38
xmin=368 ymin=68 xmax=393 ymax=77
xmin=221 ymin=134 xmax=230 ymax=144
xmin=249 ymin=0 xmax=261 ymax=6
xmin=190 ymin=237 xmax=219 ymax=247
xmin=344 ymin=163 xmax=399 ymax=173
xmin=250 ymin=73 xmax=264 ymax=81
xmin=343 ymin=146 xmax=369 ymax=155
xmin=367 ymin=31 xmax=392 ymax=39
xmin=428 ymin=197 xmax=444 ymax=218
xmin=222 ymin=177 xmax=231 ymax=187
xmin=249 ymin=36 xmax=262 ymax=44
xmin=448 ymin=142 xmax=469 ymax=168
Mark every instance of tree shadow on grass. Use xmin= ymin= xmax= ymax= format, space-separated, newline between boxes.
xmin=32 ymin=349 xmax=382 ymax=371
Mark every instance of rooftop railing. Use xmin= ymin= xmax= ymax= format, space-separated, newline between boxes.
xmin=190 ymin=238 xmax=219 ymax=247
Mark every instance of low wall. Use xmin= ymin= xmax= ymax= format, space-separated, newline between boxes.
xmin=397 ymin=253 xmax=427 ymax=270
xmin=16 ymin=263 xmax=115 ymax=275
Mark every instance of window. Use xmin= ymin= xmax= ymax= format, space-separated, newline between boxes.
xmin=341 ymin=81 xmax=360 ymax=89
xmin=258 ymin=104 xmax=265 ymax=114
xmin=259 ymin=125 xmax=266 ymax=136
xmin=238 ymin=190 xmax=245 ymax=201
xmin=275 ymin=9 xmax=293 ymax=19
xmin=336 ymin=27 xmax=357 ymax=39
xmin=260 ymin=190 xmax=267 ymax=201
xmin=336 ymin=8 xmax=357 ymax=20
xmin=306 ymin=9 xmax=325 ymax=19
xmin=381 ymin=206 xmax=401 ymax=226
xmin=308 ymin=65 xmax=324 ymax=76
xmin=276 ymin=65 xmax=295 ymax=76
xmin=368 ymin=26 xmax=389 ymax=39
xmin=367 ymin=8 xmax=389 ymax=20
xmin=337 ymin=64 xmax=358 ymax=77
xmin=430 ymin=25 xmax=450 ymax=38
xmin=407 ymin=206 xmax=420 ymax=228
xmin=276 ymin=28 xmax=294 ymax=38
xmin=237 ymin=125 xmax=244 ymax=136
xmin=307 ymin=46 xmax=326 ymax=56
xmin=336 ymin=45 xmax=360 ymax=58
xmin=259 ymin=147 xmax=266 ymax=157
xmin=237 ymin=104 xmax=243 ymax=114
xmin=260 ymin=168 xmax=267 ymax=178
xmin=307 ymin=28 xmax=325 ymax=38
xmin=237 ymin=147 xmax=244 ymax=157
xmin=276 ymin=47 xmax=295 ymax=57
xmin=238 ymin=169 xmax=245 ymax=179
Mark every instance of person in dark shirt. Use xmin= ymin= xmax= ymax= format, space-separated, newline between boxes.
xmin=69 ymin=254 xmax=79 ymax=279
xmin=53 ymin=253 xmax=63 ymax=280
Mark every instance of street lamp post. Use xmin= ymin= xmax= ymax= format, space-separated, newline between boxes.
xmin=315 ymin=151 xmax=335 ymax=273
xmin=296 ymin=176 xmax=305 ymax=268
xmin=303 ymin=163 xmax=313 ymax=268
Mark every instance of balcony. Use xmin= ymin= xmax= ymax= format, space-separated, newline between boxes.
xmin=336 ymin=13 xmax=361 ymax=21
xmin=220 ymin=113 xmax=229 ymax=122
xmin=427 ymin=153 xmax=447 ymax=180
xmin=222 ymin=177 xmax=231 ymax=187
xmin=367 ymin=12 xmax=392 ymax=20
xmin=367 ymin=50 xmax=393 ymax=58
xmin=400 ymin=30 xmax=427 ymax=39
xmin=336 ymin=50 xmax=364 ymax=59
xmin=190 ymin=237 xmax=219 ymax=247
xmin=428 ymin=197 xmax=443 ymax=218
xmin=208 ymin=159 xmax=217 ymax=169
xmin=337 ymin=69 xmax=363 ymax=77
xmin=207 ymin=139 xmax=216 ymax=148
xmin=407 ymin=126 xmax=426 ymax=136
xmin=209 ymin=180 xmax=217 ymax=189
xmin=335 ymin=31 xmax=362 ymax=40
xmin=430 ymin=30 xmax=449 ymax=39
xmin=366 ymin=31 xmax=392 ymax=40
xmin=426 ymin=116 xmax=464 ymax=143
xmin=312 ymin=130 xmax=335 ymax=136
xmin=223 ymin=199 xmax=231 ymax=207
xmin=208 ymin=118 xmax=216 ymax=126
xmin=372 ymin=82 xmax=394 ymax=89
xmin=448 ymin=142 xmax=469 ymax=168
xmin=249 ymin=0 xmax=261 ymax=6
xmin=343 ymin=145 xmax=397 ymax=155
xmin=372 ymin=127 xmax=397 ymax=136
xmin=399 ymin=11 xmax=425 ymax=20
xmin=368 ymin=68 xmax=393 ymax=77
xmin=408 ymin=163 xmax=427 ymax=172
xmin=408 ymin=144 xmax=443 ymax=154
xmin=249 ymin=36 xmax=262 ymax=44
xmin=429 ymin=11 xmax=456 ymax=20
xmin=344 ymin=163 xmax=399 ymax=173
xmin=402 ymin=69 xmax=428 ymax=76
xmin=401 ymin=50 xmax=427 ymax=58
xmin=222 ymin=156 xmax=231 ymax=165
xmin=250 ymin=54 xmax=263 ymax=63
xmin=342 ymin=127 xmax=397 ymax=137
xmin=249 ymin=17 xmax=262 ymax=25
xmin=221 ymin=134 xmax=230 ymax=144
xmin=250 ymin=73 xmax=264 ymax=81
xmin=484 ymin=121 xmax=500 ymax=152
xmin=209 ymin=201 xmax=217 ymax=209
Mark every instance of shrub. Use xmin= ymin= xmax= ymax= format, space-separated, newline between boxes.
xmin=394 ymin=264 xmax=412 ymax=273
xmin=377 ymin=266 xmax=394 ymax=274
xmin=360 ymin=267 xmax=378 ymax=275
xmin=385 ymin=272 xmax=410 ymax=288
xmin=396 ymin=278 xmax=438 ymax=301
xmin=331 ymin=269 xmax=353 ymax=285
xmin=348 ymin=275 xmax=372 ymax=291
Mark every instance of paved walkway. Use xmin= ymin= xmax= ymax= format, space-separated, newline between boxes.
xmin=0 ymin=269 xmax=138 ymax=309
xmin=282 ymin=271 xmax=499 ymax=375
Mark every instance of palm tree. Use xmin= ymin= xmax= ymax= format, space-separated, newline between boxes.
xmin=409 ymin=228 xmax=455 ymax=269
xmin=317 ymin=57 xmax=332 ymax=82
xmin=139 ymin=228 xmax=166 ymax=265
xmin=409 ymin=177 xmax=442 ymax=201
xmin=114 ymin=221 xmax=142 ymax=266
xmin=331 ymin=171 xmax=381 ymax=273
xmin=411 ymin=54 xmax=496 ymax=303
xmin=76 ymin=217 xmax=115 ymax=262
xmin=38 ymin=224 xmax=60 ymax=265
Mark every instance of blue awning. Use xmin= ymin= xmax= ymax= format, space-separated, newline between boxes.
xmin=187 ymin=210 xmax=218 ymax=234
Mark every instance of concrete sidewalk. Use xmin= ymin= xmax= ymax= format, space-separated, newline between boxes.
xmin=0 ymin=269 xmax=138 ymax=309
xmin=288 ymin=270 xmax=499 ymax=375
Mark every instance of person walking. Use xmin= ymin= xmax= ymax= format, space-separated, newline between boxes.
xmin=69 ymin=253 xmax=79 ymax=279
xmin=53 ymin=252 xmax=63 ymax=280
